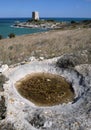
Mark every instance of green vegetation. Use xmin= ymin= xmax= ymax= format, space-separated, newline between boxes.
xmin=0 ymin=35 xmax=3 ymax=40
xmin=82 ymin=20 xmax=91 ymax=24
xmin=27 ymin=19 xmax=55 ymax=25
xmin=8 ymin=33 xmax=15 ymax=38
xmin=8 ymin=46 xmax=13 ymax=50
xmin=46 ymin=19 xmax=55 ymax=22
xmin=27 ymin=19 xmax=39 ymax=22
xmin=71 ymin=20 xmax=77 ymax=24
xmin=16 ymin=73 xmax=74 ymax=106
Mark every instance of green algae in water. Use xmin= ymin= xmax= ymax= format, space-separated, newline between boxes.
xmin=15 ymin=73 xmax=74 ymax=106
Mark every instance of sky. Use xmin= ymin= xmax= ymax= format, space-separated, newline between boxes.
xmin=0 ymin=0 xmax=91 ymax=18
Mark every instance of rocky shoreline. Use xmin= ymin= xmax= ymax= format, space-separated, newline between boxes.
xmin=13 ymin=19 xmax=91 ymax=30
xmin=13 ymin=19 xmax=61 ymax=29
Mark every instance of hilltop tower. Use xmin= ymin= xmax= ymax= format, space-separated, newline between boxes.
xmin=32 ymin=11 xmax=39 ymax=20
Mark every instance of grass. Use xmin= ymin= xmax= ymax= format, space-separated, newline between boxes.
xmin=15 ymin=73 xmax=74 ymax=106
xmin=0 ymin=28 xmax=91 ymax=65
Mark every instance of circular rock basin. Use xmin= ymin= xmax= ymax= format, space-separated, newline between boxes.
xmin=15 ymin=73 xmax=74 ymax=106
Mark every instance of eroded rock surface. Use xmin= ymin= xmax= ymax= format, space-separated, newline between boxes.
xmin=0 ymin=96 xmax=6 ymax=120
xmin=56 ymin=50 xmax=89 ymax=68
xmin=0 ymin=57 xmax=91 ymax=130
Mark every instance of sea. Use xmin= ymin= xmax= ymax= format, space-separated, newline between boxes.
xmin=0 ymin=17 xmax=91 ymax=38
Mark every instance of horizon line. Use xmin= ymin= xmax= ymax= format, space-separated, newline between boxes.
xmin=0 ymin=17 xmax=91 ymax=19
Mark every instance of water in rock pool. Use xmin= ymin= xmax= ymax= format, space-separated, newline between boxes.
xmin=15 ymin=73 xmax=74 ymax=106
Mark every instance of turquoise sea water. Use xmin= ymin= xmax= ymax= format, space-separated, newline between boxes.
xmin=0 ymin=17 xmax=91 ymax=38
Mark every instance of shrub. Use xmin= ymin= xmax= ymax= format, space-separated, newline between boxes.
xmin=82 ymin=20 xmax=91 ymax=25
xmin=8 ymin=46 xmax=13 ymax=50
xmin=71 ymin=20 xmax=76 ymax=24
xmin=8 ymin=33 xmax=15 ymax=38
xmin=0 ymin=35 xmax=3 ymax=40
xmin=27 ymin=19 xmax=32 ymax=22
xmin=46 ymin=19 xmax=55 ymax=22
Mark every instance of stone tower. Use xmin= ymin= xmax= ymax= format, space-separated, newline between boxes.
xmin=32 ymin=12 xmax=39 ymax=20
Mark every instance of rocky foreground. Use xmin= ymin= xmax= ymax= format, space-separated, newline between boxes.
xmin=0 ymin=53 xmax=91 ymax=130
xmin=0 ymin=28 xmax=91 ymax=129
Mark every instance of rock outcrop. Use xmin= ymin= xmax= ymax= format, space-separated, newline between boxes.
xmin=0 ymin=57 xmax=91 ymax=130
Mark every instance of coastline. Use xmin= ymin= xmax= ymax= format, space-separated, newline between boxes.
xmin=13 ymin=20 xmax=61 ymax=29
xmin=0 ymin=17 xmax=91 ymax=38
xmin=13 ymin=19 xmax=91 ymax=32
